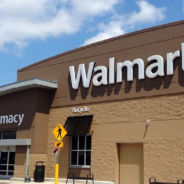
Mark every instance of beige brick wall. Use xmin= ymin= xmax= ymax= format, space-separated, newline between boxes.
xmin=144 ymin=139 xmax=184 ymax=183
xmin=14 ymin=153 xmax=47 ymax=178
xmin=91 ymin=139 xmax=116 ymax=181
xmin=46 ymin=93 xmax=184 ymax=183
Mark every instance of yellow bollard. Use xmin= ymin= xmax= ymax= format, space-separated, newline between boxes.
xmin=54 ymin=164 xmax=59 ymax=184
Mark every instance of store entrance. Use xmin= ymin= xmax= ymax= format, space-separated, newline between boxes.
xmin=0 ymin=150 xmax=15 ymax=179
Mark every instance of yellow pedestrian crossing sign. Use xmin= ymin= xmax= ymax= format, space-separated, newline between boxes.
xmin=54 ymin=142 xmax=64 ymax=148
xmin=53 ymin=123 xmax=67 ymax=141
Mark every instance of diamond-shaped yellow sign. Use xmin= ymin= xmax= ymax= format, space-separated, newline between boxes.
xmin=53 ymin=123 xmax=67 ymax=141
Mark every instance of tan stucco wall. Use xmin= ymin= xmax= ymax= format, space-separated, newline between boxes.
xmin=144 ymin=139 xmax=184 ymax=183
xmin=46 ymin=92 xmax=184 ymax=183
xmin=14 ymin=152 xmax=47 ymax=178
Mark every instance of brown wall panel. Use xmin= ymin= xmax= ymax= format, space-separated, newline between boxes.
xmin=0 ymin=89 xmax=37 ymax=130
xmin=17 ymin=21 xmax=184 ymax=108
xmin=0 ymin=89 xmax=51 ymax=154
xmin=18 ymin=21 xmax=184 ymax=72
xmin=58 ymin=136 xmax=70 ymax=178
xmin=15 ymin=146 xmax=27 ymax=163
xmin=91 ymin=119 xmax=184 ymax=140
xmin=31 ymin=89 xmax=50 ymax=153
xmin=32 ymin=113 xmax=48 ymax=153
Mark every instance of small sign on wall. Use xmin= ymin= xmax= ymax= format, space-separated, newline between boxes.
xmin=72 ymin=106 xmax=89 ymax=113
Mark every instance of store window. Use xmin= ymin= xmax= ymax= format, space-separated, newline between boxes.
xmin=70 ymin=135 xmax=91 ymax=166
xmin=0 ymin=131 xmax=16 ymax=139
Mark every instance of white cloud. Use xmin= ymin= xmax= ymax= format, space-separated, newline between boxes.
xmin=0 ymin=0 xmax=167 ymax=53
xmin=83 ymin=0 xmax=166 ymax=45
xmin=0 ymin=0 xmax=119 ymax=52
xmin=71 ymin=0 xmax=118 ymax=16
xmin=83 ymin=21 xmax=125 ymax=45
xmin=125 ymin=0 xmax=166 ymax=26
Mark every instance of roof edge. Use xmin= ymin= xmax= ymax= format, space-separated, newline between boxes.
xmin=18 ymin=20 xmax=184 ymax=72
xmin=0 ymin=78 xmax=58 ymax=97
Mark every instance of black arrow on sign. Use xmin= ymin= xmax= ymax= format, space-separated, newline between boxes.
xmin=57 ymin=143 xmax=61 ymax=146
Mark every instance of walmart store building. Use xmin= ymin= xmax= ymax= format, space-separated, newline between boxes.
xmin=1 ymin=20 xmax=184 ymax=184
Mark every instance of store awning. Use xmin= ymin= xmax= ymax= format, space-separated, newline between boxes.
xmin=0 ymin=139 xmax=31 ymax=146
xmin=0 ymin=78 xmax=58 ymax=97
xmin=64 ymin=115 xmax=93 ymax=136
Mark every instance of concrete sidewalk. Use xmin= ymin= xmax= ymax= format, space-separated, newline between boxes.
xmin=0 ymin=180 xmax=57 ymax=184
xmin=0 ymin=178 xmax=114 ymax=184
xmin=0 ymin=180 xmax=54 ymax=184
xmin=1 ymin=179 xmax=64 ymax=184
xmin=0 ymin=178 xmax=70 ymax=184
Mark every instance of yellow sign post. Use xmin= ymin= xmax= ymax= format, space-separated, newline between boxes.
xmin=53 ymin=123 xmax=67 ymax=184
xmin=54 ymin=142 xmax=64 ymax=148
xmin=52 ymin=123 xmax=67 ymax=141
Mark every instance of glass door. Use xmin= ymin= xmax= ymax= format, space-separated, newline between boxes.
xmin=0 ymin=151 xmax=15 ymax=179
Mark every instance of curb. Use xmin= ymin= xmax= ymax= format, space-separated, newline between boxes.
xmin=10 ymin=177 xmax=115 ymax=184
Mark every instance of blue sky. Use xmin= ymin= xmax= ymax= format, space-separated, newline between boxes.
xmin=0 ymin=0 xmax=183 ymax=86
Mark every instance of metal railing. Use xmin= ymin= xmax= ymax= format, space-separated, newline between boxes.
xmin=149 ymin=177 xmax=184 ymax=184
